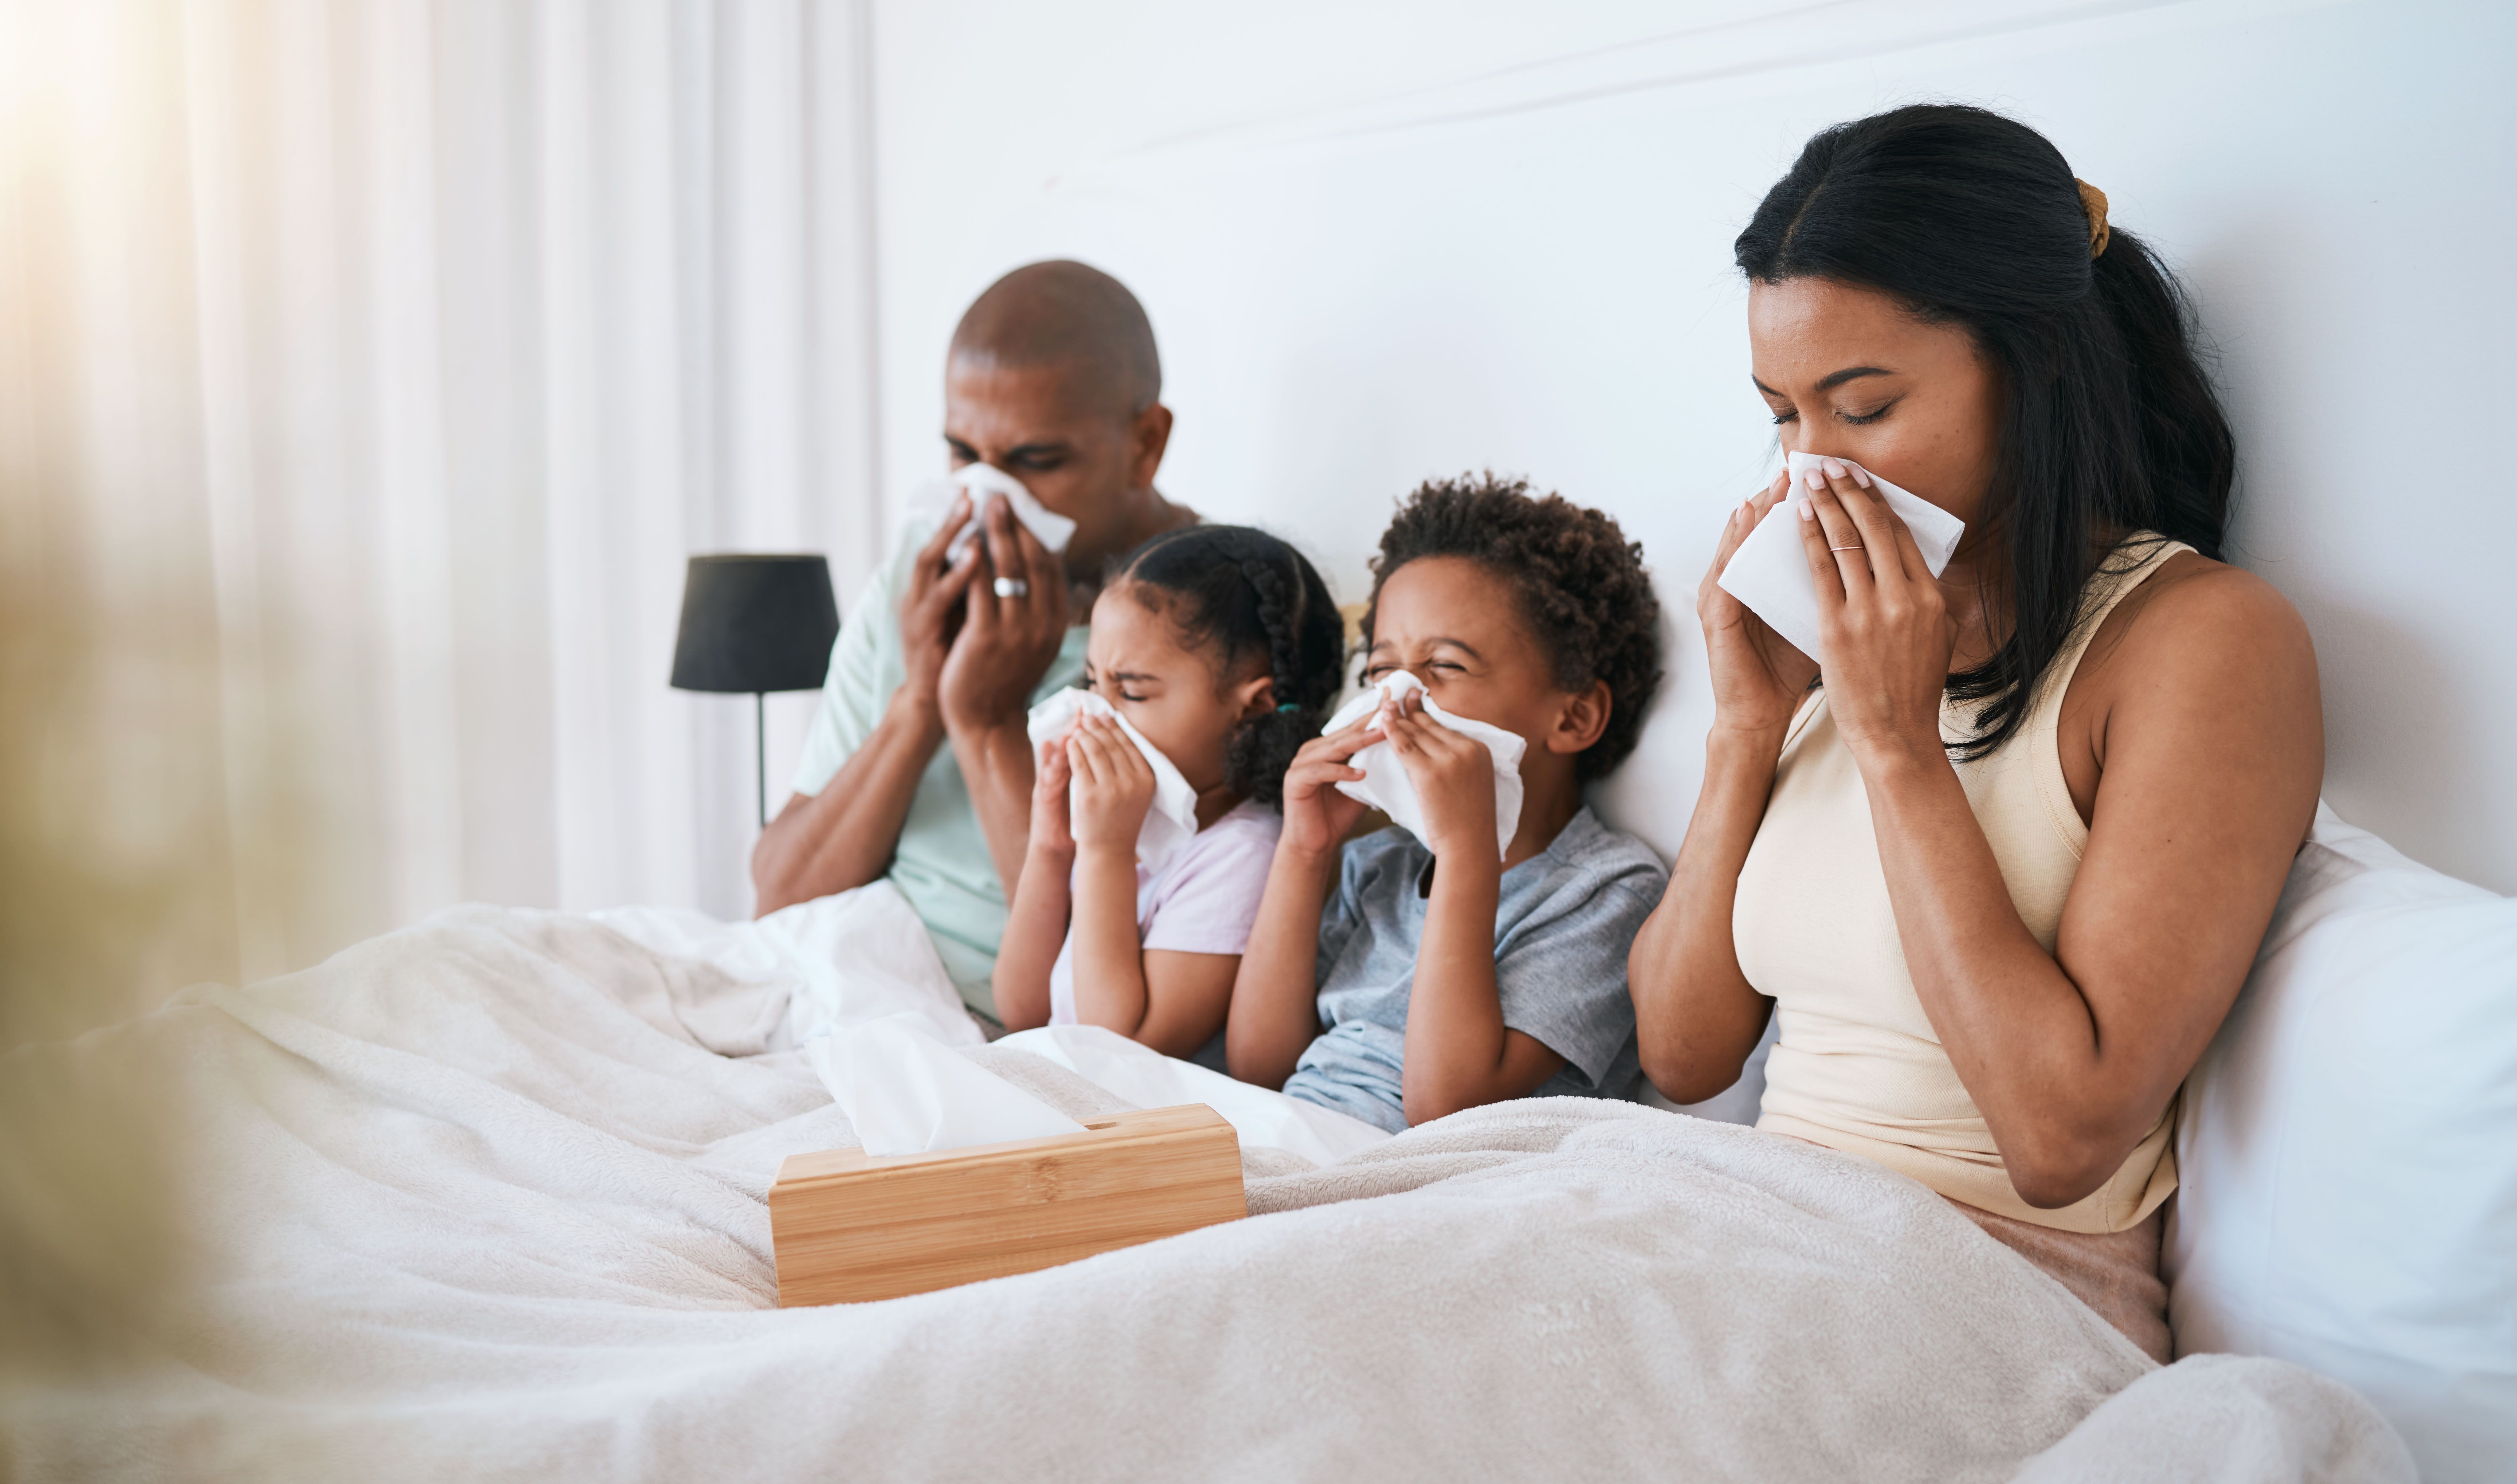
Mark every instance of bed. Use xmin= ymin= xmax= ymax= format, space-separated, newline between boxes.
xmin=2 ymin=807 xmax=2507 ymax=1482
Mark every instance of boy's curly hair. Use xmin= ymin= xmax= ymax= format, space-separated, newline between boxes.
xmin=1362 ymin=473 xmax=1663 ymax=781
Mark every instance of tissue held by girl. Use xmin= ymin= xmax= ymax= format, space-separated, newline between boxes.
xmin=993 ymin=526 xmax=1346 ymax=1069
xmin=1227 ymin=476 xmax=1669 ymax=1132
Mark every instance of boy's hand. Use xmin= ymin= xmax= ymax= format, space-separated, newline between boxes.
xmin=1381 ymin=690 xmax=1500 ymax=862
xmin=1027 ymin=736 xmax=1076 ymax=859
xmin=1066 ymin=714 xmax=1155 ymax=854
xmin=1278 ymin=716 xmax=1376 ymax=862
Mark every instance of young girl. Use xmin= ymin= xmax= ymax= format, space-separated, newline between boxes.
xmin=993 ymin=525 xmax=1346 ymax=1068
xmin=1227 ymin=475 xmax=1669 ymax=1131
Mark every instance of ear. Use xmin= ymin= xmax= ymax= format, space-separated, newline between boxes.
xmin=1127 ymin=402 xmax=1174 ymax=491
xmin=1227 ymin=671 xmax=1277 ymax=722
xmin=1541 ymin=679 xmax=1613 ymax=758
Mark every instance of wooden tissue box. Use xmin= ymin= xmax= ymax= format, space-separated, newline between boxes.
xmin=768 ymin=1103 xmax=1246 ymax=1306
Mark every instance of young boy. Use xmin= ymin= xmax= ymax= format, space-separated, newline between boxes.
xmin=1226 ymin=475 xmax=1668 ymax=1132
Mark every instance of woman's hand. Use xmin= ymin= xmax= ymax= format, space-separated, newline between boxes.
xmin=1065 ymin=715 xmax=1155 ymax=854
xmin=1793 ymin=458 xmax=1957 ymax=765
xmin=1277 ymin=717 xmax=1376 ymax=862
xmin=1700 ymin=472 xmax=1821 ymax=740
xmin=1380 ymin=690 xmax=1498 ymax=864
xmin=1027 ymin=736 xmax=1076 ymax=861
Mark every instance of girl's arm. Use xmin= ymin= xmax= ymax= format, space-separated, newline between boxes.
xmin=1630 ymin=476 xmax=1805 ymax=1102
xmin=1799 ymin=464 xmax=2320 ymax=1209
xmin=1380 ymin=699 xmax=1563 ymax=1125
xmin=991 ymin=739 xmax=1076 ymax=1032
xmin=1227 ymin=721 xmax=1375 ymax=1089
xmin=1061 ymin=717 xmax=1174 ymax=1044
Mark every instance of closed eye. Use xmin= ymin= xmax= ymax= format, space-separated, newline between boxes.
xmin=1838 ymin=401 xmax=1895 ymax=426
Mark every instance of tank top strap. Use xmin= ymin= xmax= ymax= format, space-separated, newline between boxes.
xmin=2020 ymin=530 xmax=2196 ymax=858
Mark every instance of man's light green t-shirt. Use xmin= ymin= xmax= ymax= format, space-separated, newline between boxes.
xmin=790 ymin=519 xmax=1087 ymax=1023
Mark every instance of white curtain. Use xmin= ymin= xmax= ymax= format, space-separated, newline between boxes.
xmin=0 ymin=0 xmax=880 ymax=1016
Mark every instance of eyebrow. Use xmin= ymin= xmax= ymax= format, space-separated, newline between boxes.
xmin=1750 ymin=366 xmax=1897 ymax=397
xmin=1367 ymin=637 xmax=1486 ymax=664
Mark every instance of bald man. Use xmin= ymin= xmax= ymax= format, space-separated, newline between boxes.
xmin=751 ymin=261 xmax=1194 ymax=1024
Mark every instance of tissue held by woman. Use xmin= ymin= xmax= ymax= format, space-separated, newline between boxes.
xmin=1228 ymin=475 xmax=1669 ymax=1133
xmin=992 ymin=525 xmax=1347 ymax=1070
xmin=1627 ymin=105 xmax=2323 ymax=1362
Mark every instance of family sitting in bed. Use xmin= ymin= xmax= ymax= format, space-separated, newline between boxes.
xmin=755 ymin=103 xmax=2323 ymax=1365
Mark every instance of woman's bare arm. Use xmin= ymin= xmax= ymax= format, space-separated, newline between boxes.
xmin=1804 ymin=469 xmax=2320 ymax=1207
xmin=1630 ymin=476 xmax=1802 ymax=1101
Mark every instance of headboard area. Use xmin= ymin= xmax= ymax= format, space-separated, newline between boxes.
xmin=866 ymin=0 xmax=2517 ymax=892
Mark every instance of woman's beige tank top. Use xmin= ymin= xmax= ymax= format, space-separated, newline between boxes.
xmin=1736 ymin=534 xmax=2192 ymax=1234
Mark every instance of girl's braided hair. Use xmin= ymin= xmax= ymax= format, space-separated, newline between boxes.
xmin=1108 ymin=525 xmax=1345 ymax=808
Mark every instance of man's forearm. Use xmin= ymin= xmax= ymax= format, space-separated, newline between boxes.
xmin=947 ymin=719 xmax=1037 ymax=900
xmin=750 ymin=692 xmax=945 ymax=916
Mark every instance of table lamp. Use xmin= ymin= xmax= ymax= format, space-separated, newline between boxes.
xmin=669 ymin=554 xmax=841 ymax=827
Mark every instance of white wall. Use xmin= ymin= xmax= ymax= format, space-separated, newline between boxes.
xmin=862 ymin=0 xmax=2517 ymax=892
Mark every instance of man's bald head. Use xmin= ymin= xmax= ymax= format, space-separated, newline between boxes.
xmin=948 ymin=261 xmax=1161 ymax=418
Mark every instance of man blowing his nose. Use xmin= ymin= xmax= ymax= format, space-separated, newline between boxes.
xmin=751 ymin=261 xmax=1196 ymax=1026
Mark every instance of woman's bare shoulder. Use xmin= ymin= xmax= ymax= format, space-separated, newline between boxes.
xmin=2106 ymin=552 xmax=2317 ymax=682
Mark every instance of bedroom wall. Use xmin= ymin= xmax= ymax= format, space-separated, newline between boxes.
xmin=858 ymin=0 xmax=2517 ymax=893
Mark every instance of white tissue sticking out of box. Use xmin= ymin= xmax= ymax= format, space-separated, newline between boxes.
xmin=1714 ymin=451 xmax=1967 ymax=663
xmin=804 ymin=1012 xmax=1086 ymax=1157
xmin=1026 ymin=688 xmax=1205 ymax=874
xmin=912 ymin=461 xmax=1078 ymax=565
xmin=1321 ymin=670 xmax=1525 ymax=861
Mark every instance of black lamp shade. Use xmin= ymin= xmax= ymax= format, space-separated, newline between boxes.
xmin=669 ymin=554 xmax=841 ymax=694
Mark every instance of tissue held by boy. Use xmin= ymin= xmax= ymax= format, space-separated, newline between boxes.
xmin=1321 ymin=670 xmax=1525 ymax=861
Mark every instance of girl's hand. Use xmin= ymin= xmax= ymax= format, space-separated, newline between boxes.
xmin=1380 ymin=690 xmax=1498 ymax=863
xmin=1277 ymin=716 xmax=1377 ymax=862
xmin=1066 ymin=715 xmax=1156 ymax=853
xmin=1699 ymin=471 xmax=1821 ymax=740
xmin=1027 ymin=735 xmax=1075 ymax=860
xmin=1794 ymin=458 xmax=1957 ymax=764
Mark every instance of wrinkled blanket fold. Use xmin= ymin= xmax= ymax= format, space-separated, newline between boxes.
xmin=0 ymin=903 xmax=2409 ymax=1482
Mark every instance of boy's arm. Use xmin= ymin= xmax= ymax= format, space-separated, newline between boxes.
xmin=991 ymin=741 xmax=1075 ymax=1032
xmin=1380 ymin=704 xmax=1565 ymax=1125
xmin=1225 ymin=844 xmax=1340 ymax=1089
xmin=1227 ymin=719 xmax=1376 ymax=1089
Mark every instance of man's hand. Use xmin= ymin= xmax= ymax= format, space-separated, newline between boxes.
xmin=1381 ymin=690 xmax=1500 ymax=862
xmin=1065 ymin=716 xmax=1156 ymax=855
xmin=899 ymin=493 xmax=983 ymax=715
xmin=939 ymin=494 xmax=1071 ymax=734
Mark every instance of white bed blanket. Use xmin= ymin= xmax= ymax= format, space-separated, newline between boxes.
xmin=0 ymin=902 xmax=2409 ymax=1482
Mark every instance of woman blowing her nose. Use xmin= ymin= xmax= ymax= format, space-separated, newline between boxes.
xmin=1628 ymin=105 xmax=2322 ymax=1364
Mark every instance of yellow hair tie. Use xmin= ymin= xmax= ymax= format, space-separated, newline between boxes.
xmin=2075 ymin=178 xmax=2111 ymax=259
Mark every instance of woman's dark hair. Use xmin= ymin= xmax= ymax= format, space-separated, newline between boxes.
xmin=1109 ymin=525 xmax=1345 ymax=808
xmin=1735 ymin=103 xmax=2235 ymax=759
xmin=1362 ymin=473 xmax=1662 ymax=781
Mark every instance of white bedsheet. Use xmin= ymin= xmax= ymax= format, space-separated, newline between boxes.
xmin=0 ymin=897 xmax=2409 ymax=1482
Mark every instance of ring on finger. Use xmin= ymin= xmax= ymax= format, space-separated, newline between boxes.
xmin=993 ymin=576 xmax=1029 ymax=598
xmin=1827 ymin=543 xmax=1863 ymax=552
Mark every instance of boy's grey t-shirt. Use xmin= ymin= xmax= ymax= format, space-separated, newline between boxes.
xmin=1282 ymin=807 xmax=1668 ymax=1133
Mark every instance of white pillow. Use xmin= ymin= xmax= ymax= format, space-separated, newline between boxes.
xmin=2168 ymin=804 xmax=2517 ymax=1483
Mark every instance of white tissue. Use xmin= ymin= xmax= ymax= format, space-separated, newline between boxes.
xmin=804 ymin=1011 xmax=1086 ymax=1157
xmin=913 ymin=462 xmax=1078 ymax=564
xmin=1027 ymin=688 xmax=1204 ymax=874
xmin=1715 ymin=451 xmax=1966 ymax=663
xmin=1321 ymin=670 xmax=1525 ymax=861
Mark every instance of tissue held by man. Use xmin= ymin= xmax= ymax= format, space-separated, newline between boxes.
xmin=1321 ymin=670 xmax=1525 ymax=860
xmin=1715 ymin=451 xmax=1966 ymax=663
xmin=920 ymin=461 xmax=1078 ymax=564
